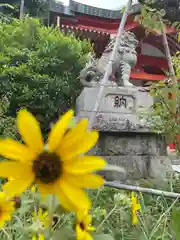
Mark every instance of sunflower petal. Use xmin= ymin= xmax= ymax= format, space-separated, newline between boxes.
xmin=3 ymin=176 xmax=34 ymax=198
xmin=0 ymin=139 xmax=36 ymax=162
xmin=65 ymin=173 xmax=104 ymax=188
xmin=60 ymin=131 xmax=99 ymax=161
xmin=37 ymin=182 xmax=55 ymax=196
xmin=48 ymin=110 xmax=74 ymax=152
xmin=135 ymin=203 xmax=141 ymax=211
xmin=0 ymin=162 xmax=33 ymax=179
xmin=132 ymin=213 xmax=138 ymax=225
xmin=76 ymin=224 xmax=86 ymax=240
xmin=56 ymin=187 xmax=78 ymax=212
xmin=57 ymin=179 xmax=91 ymax=211
xmin=86 ymin=233 xmax=93 ymax=240
xmin=0 ymin=207 xmax=14 ymax=228
xmin=39 ymin=234 xmax=45 ymax=240
xmin=76 ymin=209 xmax=88 ymax=222
xmin=84 ymin=214 xmax=92 ymax=226
xmin=64 ymin=156 xmax=106 ymax=174
xmin=87 ymin=226 xmax=96 ymax=232
xmin=62 ymin=119 xmax=88 ymax=149
xmin=17 ymin=109 xmax=44 ymax=154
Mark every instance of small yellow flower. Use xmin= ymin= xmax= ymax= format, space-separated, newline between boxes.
xmin=76 ymin=210 xmax=96 ymax=240
xmin=0 ymin=192 xmax=15 ymax=228
xmin=131 ymin=192 xmax=141 ymax=225
xmin=31 ymin=185 xmax=36 ymax=193
xmin=32 ymin=208 xmax=49 ymax=229
xmin=0 ymin=109 xmax=106 ymax=212
xmin=32 ymin=208 xmax=48 ymax=240
xmin=32 ymin=234 xmax=44 ymax=240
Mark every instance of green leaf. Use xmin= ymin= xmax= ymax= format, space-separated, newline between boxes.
xmin=172 ymin=207 xmax=180 ymax=238
xmin=0 ymin=4 xmax=14 ymax=10
xmin=156 ymin=81 xmax=165 ymax=87
xmin=92 ymin=234 xmax=114 ymax=240
xmin=17 ymin=204 xmax=32 ymax=215
xmin=52 ymin=228 xmax=76 ymax=240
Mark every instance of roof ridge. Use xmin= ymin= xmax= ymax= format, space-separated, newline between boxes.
xmin=50 ymin=0 xmax=141 ymax=19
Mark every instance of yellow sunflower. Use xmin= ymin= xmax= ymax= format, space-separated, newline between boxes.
xmin=0 ymin=192 xmax=15 ymax=228
xmin=0 ymin=109 xmax=105 ymax=212
xmin=131 ymin=192 xmax=141 ymax=225
xmin=76 ymin=210 xmax=95 ymax=240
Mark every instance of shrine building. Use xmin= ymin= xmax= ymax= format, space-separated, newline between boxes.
xmin=49 ymin=0 xmax=180 ymax=87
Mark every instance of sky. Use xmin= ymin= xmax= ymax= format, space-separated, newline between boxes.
xmin=59 ymin=0 xmax=138 ymax=10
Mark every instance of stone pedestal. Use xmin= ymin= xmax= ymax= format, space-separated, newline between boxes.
xmin=76 ymin=86 xmax=172 ymax=181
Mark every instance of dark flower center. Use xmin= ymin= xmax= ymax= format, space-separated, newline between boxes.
xmin=79 ymin=221 xmax=85 ymax=231
xmin=33 ymin=152 xmax=62 ymax=184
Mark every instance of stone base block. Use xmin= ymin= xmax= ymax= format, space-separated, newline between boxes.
xmin=76 ymin=86 xmax=153 ymax=132
xmin=76 ymin=86 xmax=172 ymax=181
xmin=100 ymin=156 xmax=173 ymax=181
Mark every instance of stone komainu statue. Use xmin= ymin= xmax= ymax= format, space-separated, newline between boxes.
xmin=79 ymin=31 xmax=139 ymax=87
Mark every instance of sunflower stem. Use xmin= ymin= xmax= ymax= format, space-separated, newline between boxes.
xmin=47 ymin=195 xmax=55 ymax=239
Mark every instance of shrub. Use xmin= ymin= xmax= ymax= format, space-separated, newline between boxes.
xmin=0 ymin=17 xmax=92 ymax=137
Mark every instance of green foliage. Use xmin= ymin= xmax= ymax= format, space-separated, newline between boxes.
xmin=137 ymin=1 xmax=180 ymax=151
xmin=23 ymin=0 xmax=48 ymax=17
xmin=172 ymin=34 xmax=180 ymax=79
xmin=1 ymin=177 xmax=180 ymax=239
xmin=0 ymin=3 xmax=14 ymax=23
xmin=52 ymin=228 xmax=75 ymax=240
xmin=137 ymin=0 xmax=180 ymax=34
xmin=1 ymin=0 xmax=48 ymax=18
xmin=87 ymin=183 xmax=180 ymax=240
xmin=142 ymin=33 xmax=180 ymax=152
xmin=172 ymin=207 xmax=180 ymax=238
xmin=92 ymin=234 xmax=114 ymax=240
xmin=138 ymin=0 xmax=180 ymax=26
xmin=136 ymin=1 xmax=168 ymax=34
xmin=0 ymin=4 xmax=14 ymax=9
xmin=0 ymin=96 xmax=17 ymax=138
xmin=52 ymin=229 xmax=114 ymax=240
xmin=0 ymin=17 xmax=92 ymax=137
xmin=143 ymin=81 xmax=180 ymax=150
